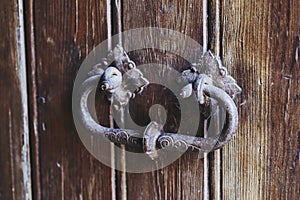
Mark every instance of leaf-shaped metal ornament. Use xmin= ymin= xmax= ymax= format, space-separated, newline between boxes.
xmin=191 ymin=51 xmax=242 ymax=99
xmin=88 ymin=45 xmax=149 ymax=107
xmin=179 ymin=51 xmax=241 ymax=119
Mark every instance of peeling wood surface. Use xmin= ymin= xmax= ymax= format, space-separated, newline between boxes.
xmin=0 ymin=0 xmax=31 ymax=199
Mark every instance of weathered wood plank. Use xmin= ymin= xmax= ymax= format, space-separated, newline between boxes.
xmin=221 ymin=0 xmax=300 ymax=199
xmin=25 ymin=0 xmax=113 ymax=199
xmin=0 ymin=0 xmax=32 ymax=199
xmin=122 ymin=0 xmax=205 ymax=199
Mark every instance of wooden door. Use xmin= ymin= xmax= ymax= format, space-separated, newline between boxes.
xmin=1 ymin=0 xmax=299 ymax=200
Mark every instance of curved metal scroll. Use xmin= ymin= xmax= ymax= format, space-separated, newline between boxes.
xmin=76 ymin=72 xmax=239 ymax=155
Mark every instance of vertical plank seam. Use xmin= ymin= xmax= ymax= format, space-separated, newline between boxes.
xmin=107 ymin=0 xmax=112 ymax=50
xmin=203 ymin=0 xmax=208 ymax=53
xmin=16 ymin=0 xmax=32 ymax=199
xmin=8 ymin=109 xmax=16 ymax=200
xmin=114 ymin=1 xmax=127 ymax=199
xmin=203 ymin=122 xmax=209 ymax=200
xmin=85 ymin=0 xmax=89 ymax=53
xmin=212 ymin=0 xmax=222 ymax=200
xmin=115 ymin=0 xmax=123 ymax=46
xmin=24 ymin=0 xmax=41 ymax=199
xmin=107 ymin=1 xmax=117 ymax=200
xmin=217 ymin=0 xmax=223 ymax=57
xmin=203 ymin=0 xmax=210 ymax=200
xmin=215 ymin=0 xmax=221 ymax=56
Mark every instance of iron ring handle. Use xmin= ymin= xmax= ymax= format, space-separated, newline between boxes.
xmin=76 ymin=73 xmax=238 ymax=155
xmin=200 ymin=84 xmax=238 ymax=150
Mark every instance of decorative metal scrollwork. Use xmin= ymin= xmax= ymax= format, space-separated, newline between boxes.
xmin=75 ymin=45 xmax=241 ymax=159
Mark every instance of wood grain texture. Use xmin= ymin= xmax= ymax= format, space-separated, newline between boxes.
xmin=122 ymin=0 xmax=205 ymax=199
xmin=25 ymin=0 xmax=113 ymax=199
xmin=1 ymin=0 xmax=296 ymax=199
xmin=221 ymin=0 xmax=300 ymax=199
xmin=0 ymin=0 xmax=31 ymax=199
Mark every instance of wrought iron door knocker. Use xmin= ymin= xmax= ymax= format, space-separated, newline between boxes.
xmin=75 ymin=45 xmax=241 ymax=159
